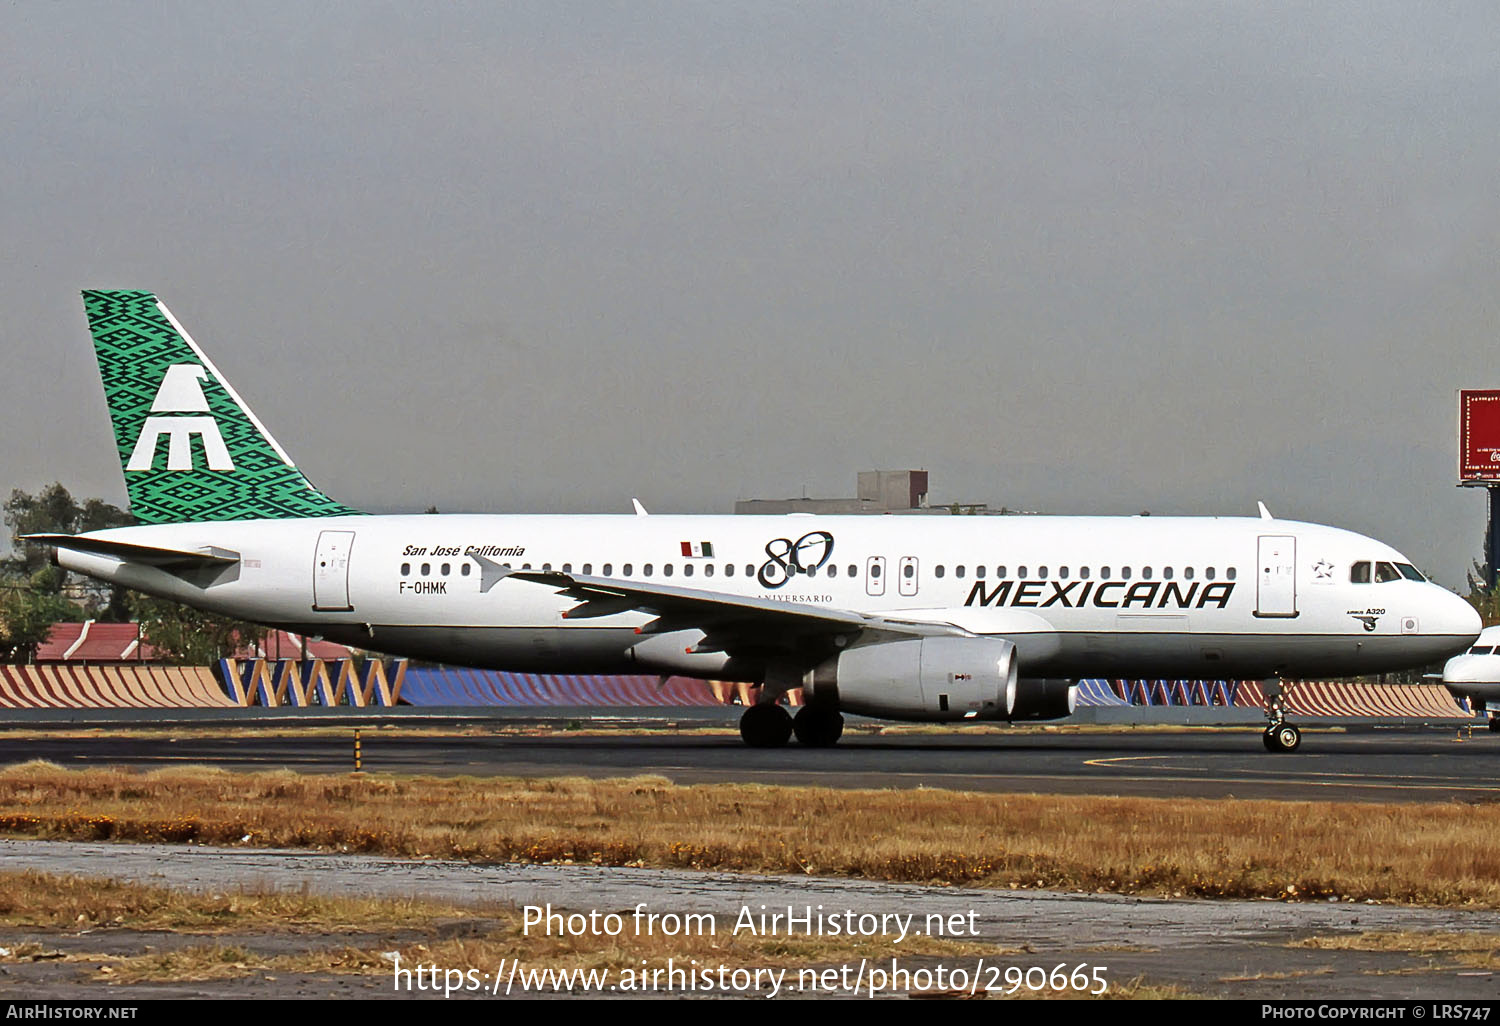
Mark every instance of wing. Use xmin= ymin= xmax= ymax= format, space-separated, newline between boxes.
xmin=503 ymin=567 xmax=967 ymax=657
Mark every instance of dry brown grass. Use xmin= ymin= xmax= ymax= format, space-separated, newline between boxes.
xmin=1293 ymin=931 xmax=1500 ymax=968
xmin=4 ymin=761 xmax=1500 ymax=904
xmin=0 ymin=867 xmax=481 ymax=932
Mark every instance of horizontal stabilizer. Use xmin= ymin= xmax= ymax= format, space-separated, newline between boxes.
xmin=25 ymin=533 xmax=240 ymax=570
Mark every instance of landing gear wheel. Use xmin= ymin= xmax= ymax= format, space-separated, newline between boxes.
xmin=793 ymin=705 xmax=845 ymax=747
xmin=740 ymin=704 xmax=794 ymax=748
xmin=1262 ymin=723 xmax=1301 ymax=753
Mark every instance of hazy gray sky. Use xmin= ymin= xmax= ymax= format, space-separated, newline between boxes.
xmin=3 ymin=2 xmax=1499 ymax=587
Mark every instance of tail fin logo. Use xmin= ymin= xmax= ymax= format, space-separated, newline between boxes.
xmin=125 ymin=364 xmax=234 ymax=471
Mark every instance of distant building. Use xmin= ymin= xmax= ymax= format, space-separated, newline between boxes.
xmin=735 ymin=470 xmax=933 ymax=515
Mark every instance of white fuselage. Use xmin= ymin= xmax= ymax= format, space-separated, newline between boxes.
xmin=58 ymin=512 xmax=1480 ymax=682
xmin=1441 ymin=624 xmax=1500 ymax=707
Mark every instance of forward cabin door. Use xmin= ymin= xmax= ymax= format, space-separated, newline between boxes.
xmin=313 ymin=530 xmax=356 ymax=611
xmin=1255 ymin=534 xmax=1297 ymax=618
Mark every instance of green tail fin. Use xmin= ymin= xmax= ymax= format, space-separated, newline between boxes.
xmin=81 ymin=290 xmax=364 ymax=523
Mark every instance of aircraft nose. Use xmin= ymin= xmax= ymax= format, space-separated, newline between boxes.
xmin=1437 ymin=588 xmax=1482 ymax=642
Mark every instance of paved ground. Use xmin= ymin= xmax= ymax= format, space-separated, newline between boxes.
xmin=1 ymin=839 xmax=1498 ymax=1000
xmin=3 ymin=725 xmax=1499 ymax=802
xmin=4 ymin=725 xmax=1500 ymax=1000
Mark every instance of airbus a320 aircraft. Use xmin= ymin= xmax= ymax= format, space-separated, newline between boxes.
xmin=34 ymin=291 xmax=1481 ymax=752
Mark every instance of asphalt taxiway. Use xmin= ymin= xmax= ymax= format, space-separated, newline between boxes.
xmin=2 ymin=726 xmax=1498 ymax=803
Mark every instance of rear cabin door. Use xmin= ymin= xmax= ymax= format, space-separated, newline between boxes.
xmin=1255 ymin=534 xmax=1297 ymax=618
xmin=313 ymin=530 xmax=355 ymax=611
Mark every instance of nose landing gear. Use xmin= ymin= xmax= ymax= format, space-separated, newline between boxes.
xmin=1263 ymin=722 xmax=1302 ymax=752
xmin=1261 ymin=679 xmax=1302 ymax=752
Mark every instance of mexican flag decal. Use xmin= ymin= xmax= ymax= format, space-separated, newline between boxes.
xmin=680 ymin=541 xmax=715 ymax=558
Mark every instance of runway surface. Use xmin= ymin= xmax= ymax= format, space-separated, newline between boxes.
xmin=3 ymin=725 xmax=1499 ymax=802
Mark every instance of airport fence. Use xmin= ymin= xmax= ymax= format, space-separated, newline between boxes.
xmin=0 ymin=660 xmax=1475 ymax=717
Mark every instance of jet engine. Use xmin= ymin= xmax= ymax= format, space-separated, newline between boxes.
xmin=802 ymin=636 xmax=1021 ymax=721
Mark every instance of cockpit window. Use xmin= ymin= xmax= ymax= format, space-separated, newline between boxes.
xmin=1350 ymin=561 xmax=1371 ymax=584
xmin=1375 ymin=561 xmax=1401 ymax=583
xmin=1396 ymin=563 xmax=1425 ymax=582
xmin=1469 ymin=646 xmax=1496 ymax=655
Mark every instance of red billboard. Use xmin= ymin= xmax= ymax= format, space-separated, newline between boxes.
xmin=1460 ymin=390 xmax=1500 ymax=483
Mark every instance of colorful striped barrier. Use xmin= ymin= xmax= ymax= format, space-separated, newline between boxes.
xmin=0 ymin=664 xmax=234 ymax=709
xmin=0 ymin=660 xmax=1477 ymax=717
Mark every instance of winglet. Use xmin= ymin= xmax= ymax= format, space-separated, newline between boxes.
xmin=632 ymin=498 xmax=649 ymax=516
xmin=1257 ymin=501 xmax=1273 ymax=521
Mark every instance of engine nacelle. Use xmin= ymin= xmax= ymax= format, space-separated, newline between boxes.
xmin=1009 ymin=678 xmax=1078 ymax=721
xmin=803 ymin=637 xmax=1019 ymax=722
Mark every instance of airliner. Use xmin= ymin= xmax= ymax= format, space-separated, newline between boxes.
xmin=32 ymin=291 xmax=1481 ymax=752
xmin=1440 ymin=624 xmax=1500 ymax=731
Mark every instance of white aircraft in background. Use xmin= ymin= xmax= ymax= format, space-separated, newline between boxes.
xmin=32 ymin=291 xmax=1480 ymax=753
xmin=1440 ymin=624 xmax=1500 ymax=731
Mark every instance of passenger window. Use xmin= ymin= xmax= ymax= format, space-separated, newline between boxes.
xmin=1079 ymin=566 xmax=1089 ymax=578
xmin=935 ymin=565 xmax=945 ymax=578
xmin=1163 ymin=567 xmax=1173 ymax=580
xmin=582 ymin=563 xmax=592 ymax=575
xmin=1351 ymin=562 xmax=1371 ymax=584
xmin=826 ymin=564 xmax=836 ymax=578
xmin=725 ymin=564 xmax=735 ymax=577
xmin=847 ymin=565 xmax=857 ymax=577
xmin=704 ymin=564 xmax=714 ymax=577
xmin=1100 ymin=566 xmax=1111 ymax=577
xmin=602 ymin=563 xmax=612 ymax=576
xmin=663 ymin=564 xmax=673 ymax=577
xmin=461 ymin=564 xmax=471 ymax=577
xmin=1121 ymin=567 xmax=1131 ymax=580
xmin=401 ymin=562 xmax=410 ymax=576
xmin=997 ymin=566 xmax=1007 ymax=577
xmin=975 ymin=565 xmax=986 ymax=579
xmin=542 ymin=563 xmax=551 ymax=572
xmin=421 ymin=563 xmax=431 ymax=576
xmin=1205 ymin=567 xmax=1215 ymax=581
xmin=684 ymin=564 xmax=694 ymax=577
xmin=1375 ymin=561 xmax=1401 ymax=583
xmin=746 ymin=564 xmax=755 ymax=577
xmin=1184 ymin=567 xmax=1193 ymax=580
xmin=622 ymin=563 xmax=632 ymax=576
xmin=956 ymin=565 xmax=966 ymax=579
xmin=1059 ymin=566 xmax=1068 ymax=579
xmin=1227 ymin=567 xmax=1237 ymax=581
xmin=644 ymin=564 xmax=654 ymax=577
xmin=1142 ymin=567 xmax=1152 ymax=580
xmin=562 ymin=563 xmax=572 ymax=573
xmin=441 ymin=563 xmax=451 ymax=576
xmin=1018 ymin=566 xmax=1028 ymax=577
xmin=1038 ymin=566 xmax=1048 ymax=577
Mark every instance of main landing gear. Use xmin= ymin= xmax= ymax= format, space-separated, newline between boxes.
xmin=738 ymin=703 xmax=844 ymax=748
xmin=1260 ymin=679 xmax=1302 ymax=753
